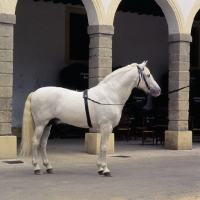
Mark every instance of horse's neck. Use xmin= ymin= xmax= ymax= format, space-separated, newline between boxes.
xmin=100 ymin=67 xmax=139 ymax=104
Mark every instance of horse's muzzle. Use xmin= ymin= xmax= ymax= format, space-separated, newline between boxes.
xmin=151 ymin=88 xmax=161 ymax=97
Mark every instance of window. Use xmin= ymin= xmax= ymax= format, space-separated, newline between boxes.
xmin=65 ymin=7 xmax=89 ymax=65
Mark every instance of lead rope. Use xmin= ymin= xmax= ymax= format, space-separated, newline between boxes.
xmin=83 ymin=81 xmax=200 ymax=109
xmin=160 ymin=81 xmax=200 ymax=95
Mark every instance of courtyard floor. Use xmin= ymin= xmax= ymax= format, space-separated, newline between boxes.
xmin=0 ymin=137 xmax=200 ymax=200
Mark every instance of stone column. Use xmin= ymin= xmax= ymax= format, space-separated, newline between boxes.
xmin=0 ymin=14 xmax=16 ymax=159
xmin=88 ymin=25 xmax=114 ymax=88
xmin=87 ymin=25 xmax=114 ymax=133
xmin=165 ymin=34 xmax=192 ymax=150
xmin=85 ymin=25 xmax=115 ymax=154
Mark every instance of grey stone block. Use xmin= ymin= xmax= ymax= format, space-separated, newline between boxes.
xmin=0 ymin=37 xmax=13 ymax=50
xmin=89 ymin=67 xmax=112 ymax=78
xmin=0 ymin=87 xmax=12 ymax=98
xmin=89 ymin=57 xmax=112 ymax=68
xmin=0 ymin=62 xmax=13 ymax=73
xmin=168 ymin=81 xmax=190 ymax=92
xmin=88 ymin=25 xmax=114 ymax=35
xmin=169 ymin=71 xmax=189 ymax=81
xmin=0 ymin=111 xmax=12 ymax=123
xmin=168 ymin=100 xmax=189 ymax=111
xmin=169 ymin=42 xmax=190 ymax=54
xmin=89 ymin=48 xmax=112 ymax=57
xmin=168 ymin=121 xmax=188 ymax=131
xmin=0 ymin=50 xmax=13 ymax=62
xmin=169 ymin=54 xmax=190 ymax=62
xmin=168 ymin=33 xmax=192 ymax=43
xmin=0 ymin=99 xmax=12 ymax=111
xmin=89 ymin=36 xmax=112 ymax=48
xmin=89 ymin=77 xmax=104 ymax=88
xmin=169 ymin=91 xmax=189 ymax=101
xmin=0 ymin=24 xmax=13 ymax=37
xmin=0 ymin=123 xmax=11 ymax=135
xmin=168 ymin=110 xmax=189 ymax=120
xmin=0 ymin=14 xmax=16 ymax=24
xmin=0 ymin=74 xmax=13 ymax=86
xmin=169 ymin=62 xmax=189 ymax=71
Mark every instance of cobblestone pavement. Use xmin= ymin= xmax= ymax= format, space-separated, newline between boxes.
xmin=0 ymin=138 xmax=200 ymax=200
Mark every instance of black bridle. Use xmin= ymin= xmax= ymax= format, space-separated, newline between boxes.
xmin=137 ymin=66 xmax=151 ymax=92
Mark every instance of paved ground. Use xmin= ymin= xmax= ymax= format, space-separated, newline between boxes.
xmin=0 ymin=137 xmax=200 ymax=200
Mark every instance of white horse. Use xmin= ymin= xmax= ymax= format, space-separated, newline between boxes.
xmin=20 ymin=61 xmax=161 ymax=176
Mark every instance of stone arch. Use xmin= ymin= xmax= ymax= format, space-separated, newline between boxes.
xmin=186 ymin=1 xmax=200 ymax=34
xmin=0 ymin=0 xmax=18 ymax=15
xmin=106 ymin=0 xmax=122 ymax=25
xmin=155 ymin=0 xmax=185 ymax=34
xmin=82 ymin=0 xmax=100 ymax=25
xmin=82 ymin=0 xmax=121 ymax=25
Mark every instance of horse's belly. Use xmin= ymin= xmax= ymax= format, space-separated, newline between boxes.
xmin=55 ymin=93 xmax=91 ymax=128
xmin=56 ymin=103 xmax=88 ymax=128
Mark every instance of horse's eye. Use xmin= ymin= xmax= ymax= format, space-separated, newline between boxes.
xmin=147 ymin=74 xmax=150 ymax=78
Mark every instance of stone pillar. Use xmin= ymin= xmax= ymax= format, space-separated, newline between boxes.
xmin=87 ymin=25 xmax=114 ymax=88
xmin=85 ymin=25 xmax=115 ymax=154
xmin=0 ymin=14 xmax=17 ymax=159
xmin=87 ymin=25 xmax=114 ymax=133
xmin=165 ymin=34 xmax=192 ymax=150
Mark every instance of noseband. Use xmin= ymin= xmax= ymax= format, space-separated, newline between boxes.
xmin=137 ymin=66 xmax=151 ymax=92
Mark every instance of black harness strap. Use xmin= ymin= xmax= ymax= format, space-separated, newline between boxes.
xmin=83 ymin=90 xmax=93 ymax=128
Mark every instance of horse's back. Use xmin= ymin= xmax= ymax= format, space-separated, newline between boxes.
xmin=31 ymin=87 xmax=88 ymax=127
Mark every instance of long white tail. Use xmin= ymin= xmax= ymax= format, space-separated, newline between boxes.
xmin=19 ymin=92 xmax=35 ymax=156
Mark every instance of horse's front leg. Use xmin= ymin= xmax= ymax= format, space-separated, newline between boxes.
xmin=40 ymin=126 xmax=54 ymax=174
xmin=97 ymin=123 xmax=112 ymax=177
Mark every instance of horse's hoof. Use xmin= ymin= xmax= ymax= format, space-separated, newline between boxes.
xmin=46 ymin=169 xmax=54 ymax=174
xmin=34 ymin=169 xmax=43 ymax=175
xmin=98 ymin=170 xmax=104 ymax=175
xmin=103 ymin=172 xmax=112 ymax=177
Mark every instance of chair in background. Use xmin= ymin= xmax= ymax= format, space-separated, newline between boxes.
xmin=154 ymin=114 xmax=168 ymax=146
xmin=134 ymin=126 xmax=143 ymax=140
xmin=134 ymin=115 xmax=144 ymax=140
xmin=190 ymin=114 xmax=200 ymax=142
xmin=117 ymin=114 xmax=131 ymax=142
xmin=142 ymin=115 xmax=155 ymax=145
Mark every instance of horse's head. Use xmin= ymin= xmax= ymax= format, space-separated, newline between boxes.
xmin=137 ymin=61 xmax=161 ymax=97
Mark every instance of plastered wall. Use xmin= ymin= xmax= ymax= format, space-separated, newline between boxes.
xmin=13 ymin=0 xmax=65 ymax=127
xmin=13 ymin=1 xmax=168 ymax=127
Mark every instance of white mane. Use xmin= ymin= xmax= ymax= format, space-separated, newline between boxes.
xmin=99 ymin=63 xmax=138 ymax=85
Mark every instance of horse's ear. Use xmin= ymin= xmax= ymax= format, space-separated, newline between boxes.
xmin=138 ymin=61 xmax=146 ymax=69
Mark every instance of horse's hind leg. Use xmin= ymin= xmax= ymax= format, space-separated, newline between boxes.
xmin=32 ymin=125 xmax=45 ymax=175
xmin=40 ymin=125 xmax=54 ymax=174
xmin=97 ymin=123 xmax=112 ymax=177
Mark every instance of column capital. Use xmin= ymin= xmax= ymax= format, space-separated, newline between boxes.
xmin=168 ymin=33 xmax=192 ymax=43
xmin=0 ymin=14 xmax=16 ymax=24
xmin=88 ymin=25 xmax=114 ymax=35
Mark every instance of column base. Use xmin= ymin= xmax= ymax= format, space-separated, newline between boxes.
xmin=0 ymin=136 xmax=17 ymax=159
xmin=165 ymin=131 xmax=192 ymax=150
xmin=85 ymin=133 xmax=114 ymax=155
